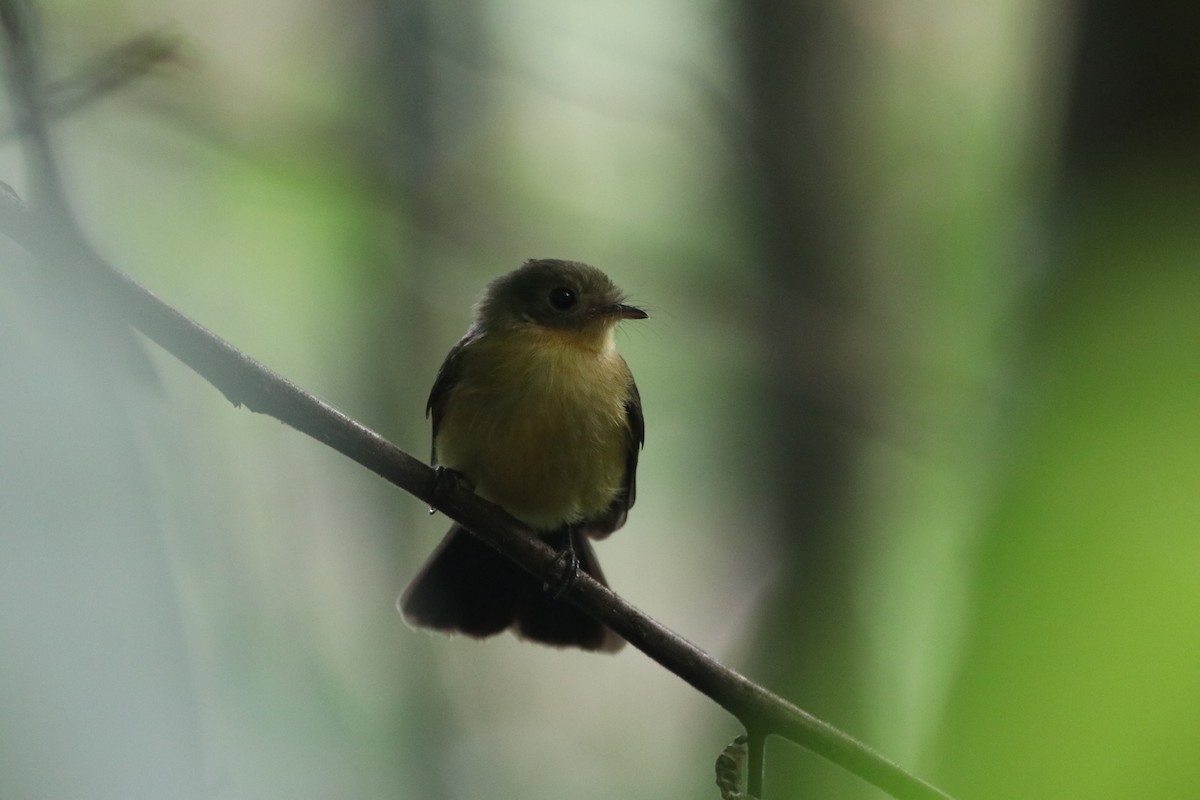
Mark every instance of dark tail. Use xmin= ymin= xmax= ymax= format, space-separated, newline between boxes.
xmin=399 ymin=525 xmax=624 ymax=652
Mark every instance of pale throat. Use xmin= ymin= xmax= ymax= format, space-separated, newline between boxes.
xmin=529 ymin=318 xmax=618 ymax=354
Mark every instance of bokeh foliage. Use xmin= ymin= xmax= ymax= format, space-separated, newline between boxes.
xmin=1 ymin=1 xmax=1197 ymax=798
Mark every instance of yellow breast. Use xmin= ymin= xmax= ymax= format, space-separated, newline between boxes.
xmin=434 ymin=326 xmax=632 ymax=530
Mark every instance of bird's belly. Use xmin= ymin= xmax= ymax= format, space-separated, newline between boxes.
xmin=435 ymin=358 xmax=628 ymax=530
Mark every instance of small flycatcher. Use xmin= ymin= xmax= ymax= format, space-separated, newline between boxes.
xmin=399 ymin=259 xmax=646 ymax=652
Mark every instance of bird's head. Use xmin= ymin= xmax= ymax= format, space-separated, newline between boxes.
xmin=475 ymin=259 xmax=647 ymax=347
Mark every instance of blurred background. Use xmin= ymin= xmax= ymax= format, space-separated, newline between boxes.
xmin=1 ymin=0 xmax=1198 ymax=798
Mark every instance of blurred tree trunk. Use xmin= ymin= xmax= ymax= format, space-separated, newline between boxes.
xmin=350 ymin=1 xmax=490 ymax=796
xmin=735 ymin=3 xmax=885 ymax=797
xmin=1059 ymin=0 xmax=1200 ymax=174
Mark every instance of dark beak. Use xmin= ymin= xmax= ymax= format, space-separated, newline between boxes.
xmin=594 ymin=303 xmax=648 ymax=320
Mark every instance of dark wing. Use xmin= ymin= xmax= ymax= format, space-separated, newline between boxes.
xmin=622 ymin=377 xmax=644 ymax=510
xmin=585 ymin=370 xmax=643 ymax=540
xmin=425 ymin=330 xmax=475 ymax=465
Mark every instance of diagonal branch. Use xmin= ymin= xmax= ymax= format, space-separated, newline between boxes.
xmin=0 ymin=16 xmax=956 ymax=800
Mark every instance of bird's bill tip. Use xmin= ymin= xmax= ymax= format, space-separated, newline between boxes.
xmin=595 ymin=303 xmax=648 ymax=320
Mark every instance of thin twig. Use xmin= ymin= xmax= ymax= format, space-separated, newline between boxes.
xmin=746 ymin=729 xmax=766 ymax=799
xmin=0 ymin=13 xmax=957 ymax=800
xmin=0 ymin=31 xmax=182 ymax=140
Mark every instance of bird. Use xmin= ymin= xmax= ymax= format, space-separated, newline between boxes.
xmin=399 ymin=258 xmax=646 ymax=652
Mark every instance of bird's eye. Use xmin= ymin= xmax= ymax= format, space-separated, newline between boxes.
xmin=548 ymin=286 xmax=577 ymax=310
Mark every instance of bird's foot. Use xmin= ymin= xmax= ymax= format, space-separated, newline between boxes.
xmin=545 ymin=538 xmax=580 ymax=599
xmin=427 ymin=466 xmax=473 ymax=515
